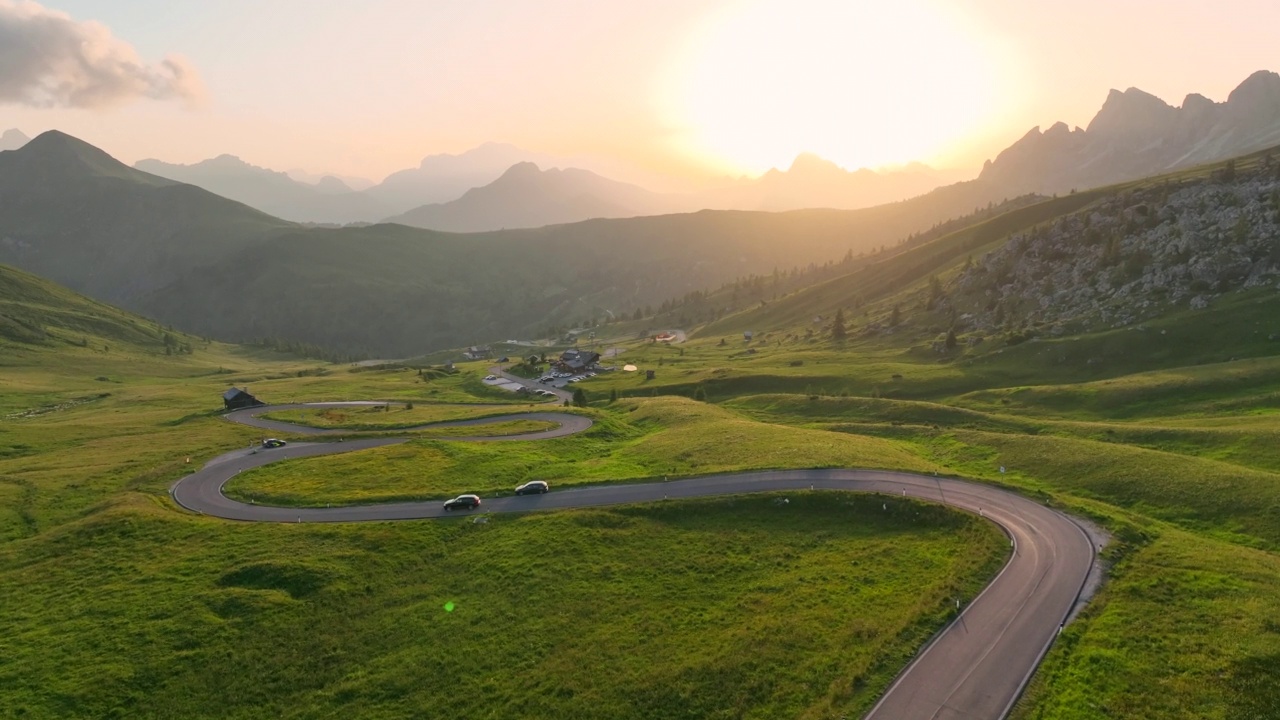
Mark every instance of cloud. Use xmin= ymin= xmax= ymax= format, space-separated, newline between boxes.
xmin=0 ymin=0 xmax=206 ymax=109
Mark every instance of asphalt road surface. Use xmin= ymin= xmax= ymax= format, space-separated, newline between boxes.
xmin=173 ymin=404 xmax=1097 ymax=720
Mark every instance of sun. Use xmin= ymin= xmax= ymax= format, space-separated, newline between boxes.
xmin=661 ymin=0 xmax=1014 ymax=175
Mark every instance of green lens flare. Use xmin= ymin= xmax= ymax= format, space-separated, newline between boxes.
xmin=444 ymin=601 xmax=456 ymax=612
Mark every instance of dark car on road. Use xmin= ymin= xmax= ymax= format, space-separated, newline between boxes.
xmin=514 ymin=481 xmax=549 ymax=495
xmin=443 ymin=494 xmax=482 ymax=511
xmin=261 ymin=438 xmax=287 ymax=449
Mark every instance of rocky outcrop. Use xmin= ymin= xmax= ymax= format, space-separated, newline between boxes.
xmin=951 ymin=158 xmax=1280 ymax=333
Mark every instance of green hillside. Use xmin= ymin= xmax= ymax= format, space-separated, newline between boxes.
xmin=142 ymin=201 xmax=1019 ymax=357
xmin=0 ymin=263 xmax=191 ymax=355
xmin=687 ymin=145 xmax=1280 ymax=360
xmin=0 ymin=131 xmax=1012 ymax=357
xmin=0 ymin=132 xmax=293 ymax=306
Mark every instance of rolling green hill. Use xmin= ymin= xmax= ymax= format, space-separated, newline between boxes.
xmin=0 ymin=131 xmax=293 ymax=306
xmin=0 ymin=262 xmax=192 ymax=356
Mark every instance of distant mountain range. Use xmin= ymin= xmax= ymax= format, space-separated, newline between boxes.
xmin=133 ymin=140 xmax=972 ymax=231
xmin=365 ymin=142 xmax=568 ymax=212
xmin=385 ymin=154 xmax=970 ymax=232
xmin=979 ymin=70 xmax=1280 ymax=195
xmin=385 ymin=162 xmax=680 ymax=231
xmin=691 ymin=154 xmax=971 ymax=213
xmin=1 ymin=129 xmax=29 ymax=152
xmin=13 ymin=69 xmax=1280 ymax=234
xmin=0 ymin=130 xmax=994 ymax=356
xmin=134 ymin=155 xmax=394 ymax=224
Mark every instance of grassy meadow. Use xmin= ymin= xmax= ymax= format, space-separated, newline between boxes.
xmin=575 ymin=327 xmax=1280 ymax=719
xmin=0 ymin=299 xmax=1007 ymax=719
xmin=0 ymin=492 xmax=1006 ymax=720
xmin=257 ymin=402 xmax=560 ymax=430
xmin=8 ymin=252 xmax=1280 ymax=718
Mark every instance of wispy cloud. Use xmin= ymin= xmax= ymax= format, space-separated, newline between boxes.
xmin=0 ymin=0 xmax=206 ymax=109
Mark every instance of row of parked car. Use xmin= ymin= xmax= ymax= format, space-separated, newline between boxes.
xmin=442 ymin=480 xmax=549 ymax=511
xmin=537 ymin=371 xmax=596 ymax=384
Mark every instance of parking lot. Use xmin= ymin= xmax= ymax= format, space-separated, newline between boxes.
xmin=534 ymin=368 xmax=598 ymax=389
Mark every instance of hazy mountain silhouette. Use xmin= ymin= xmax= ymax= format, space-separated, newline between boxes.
xmin=365 ymin=142 xmax=566 ymax=213
xmin=286 ymin=168 xmax=375 ymax=191
xmin=0 ymin=131 xmax=289 ymax=306
xmin=313 ymin=176 xmax=355 ymax=194
xmin=135 ymin=154 xmax=392 ymax=224
xmin=694 ymin=154 xmax=970 ymax=212
xmin=387 ymin=153 xmax=973 ymax=231
xmin=1 ymin=129 xmax=29 ymax=151
xmin=979 ymin=69 xmax=1280 ymax=194
xmin=386 ymin=161 xmax=679 ymax=231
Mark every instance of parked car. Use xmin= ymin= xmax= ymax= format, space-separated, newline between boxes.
xmin=261 ymin=438 xmax=287 ymax=449
xmin=443 ymin=494 xmax=482 ymax=511
xmin=484 ymin=374 xmax=497 ymax=380
xmin=515 ymin=481 xmax=549 ymax=495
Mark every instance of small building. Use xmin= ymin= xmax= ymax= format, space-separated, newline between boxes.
xmin=223 ymin=387 xmax=263 ymax=411
xmin=462 ymin=345 xmax=493 ymax=360
xmin=557 ymin=348 xmax=601 ymax=373
xmin=744 ymin=330 xmax=754 ymax=342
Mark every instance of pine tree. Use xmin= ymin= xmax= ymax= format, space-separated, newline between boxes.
xmin=572 ymin=388 xmax=588 ymax=408
xmin=831 ymin=308 xmax=847 ymax=341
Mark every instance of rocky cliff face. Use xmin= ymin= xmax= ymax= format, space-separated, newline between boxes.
xmin=979 ymin=71 xmax=1280 ymax=196
xmin=951 ymin=156 xmax=1280 ymax=335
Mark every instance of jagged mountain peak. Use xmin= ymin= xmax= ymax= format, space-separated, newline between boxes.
xmin=979 ymin=69 xmax=1280 ymax=195
xmin=1182 ymin=93 xmax=1216 ymax=111
xmin=1087 ymin=86 xmax=1177 ymax=136
xmin=207 ymin=153 xmax=253 ymax=168
xmin=1226 ymin=69 xmax=1280 ymax=115
xmin=787 ymin=152 xmax=845 ymax=175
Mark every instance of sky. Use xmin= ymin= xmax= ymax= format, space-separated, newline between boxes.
xmin=2 ymin=0 xmax=1278 ymax=189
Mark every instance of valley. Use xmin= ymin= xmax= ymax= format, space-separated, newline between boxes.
xmin=4 ymin=8 xmax=1280 ymax=714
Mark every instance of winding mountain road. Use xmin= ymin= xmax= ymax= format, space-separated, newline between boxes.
xmin=173 ymin=403 xmax=1098 ymax=719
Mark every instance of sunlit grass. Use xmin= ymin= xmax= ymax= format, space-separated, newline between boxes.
xmin=259 ymin=402 xmax=558 ymax=430
xmin=0 ymin=492 xmax=1006 ymax=720
xmin=225 ymin=397 xmax=934 ymax=507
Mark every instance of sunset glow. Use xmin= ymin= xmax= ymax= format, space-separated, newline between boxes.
xmin=3 ymin=1 xmax=1278 ymax=184
xmin=665 ymin=0 xmax=1014 ymax=174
